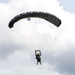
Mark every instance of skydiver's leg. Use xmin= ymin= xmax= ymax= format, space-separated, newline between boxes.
xmin=37 ymin=60 xmax=38 ymax=65
xmin=40 ymin=61 xmax=41 ymax=65
xmin=40 ymin=59 xmax=42 ymax=65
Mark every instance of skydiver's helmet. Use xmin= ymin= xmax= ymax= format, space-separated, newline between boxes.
xmin=36 ymin=51 xmax=40 ymax=55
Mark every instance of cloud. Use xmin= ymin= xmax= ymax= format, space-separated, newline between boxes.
xmin=56 ymin=49 xmax=75 ymax=74
xmin=0 ymin=0 xmax=75 ymax=75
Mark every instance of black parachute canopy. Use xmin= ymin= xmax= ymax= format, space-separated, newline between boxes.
xmin=8 ymin=11 xmax=61 ymax=28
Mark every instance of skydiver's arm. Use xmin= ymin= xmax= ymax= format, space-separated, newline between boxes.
xmin=40 ymin=52 xmax=41 ymax=56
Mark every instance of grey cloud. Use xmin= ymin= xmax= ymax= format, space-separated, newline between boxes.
xmin=43 ymin=47 xmax=75 ymax=75
xmin=0 ymin=44 xmax=25 ymax=60
xmin=56 ymin=48 xmax=75 ymax=74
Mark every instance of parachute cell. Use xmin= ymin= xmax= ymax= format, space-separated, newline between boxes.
xmin=8 ymin=11 xmax=61 ymax=28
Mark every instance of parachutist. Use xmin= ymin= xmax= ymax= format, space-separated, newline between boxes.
xmin=35 ymin=50 xmax=42 ymax=65
xmin=36 ymin=54 xmax=41 ymax=65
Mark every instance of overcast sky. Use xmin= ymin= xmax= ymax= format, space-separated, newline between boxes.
xmin=0 ymin=0 xmax=75 ymax=75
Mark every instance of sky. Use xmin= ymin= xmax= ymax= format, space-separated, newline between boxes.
xmin=0 ymin=0 xmax=75 ymax=75
xmin=59 ymin=0 xmax=75 ymax=13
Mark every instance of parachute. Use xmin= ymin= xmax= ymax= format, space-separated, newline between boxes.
xmin=8 ymin=11 xmax=61 ymax=28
